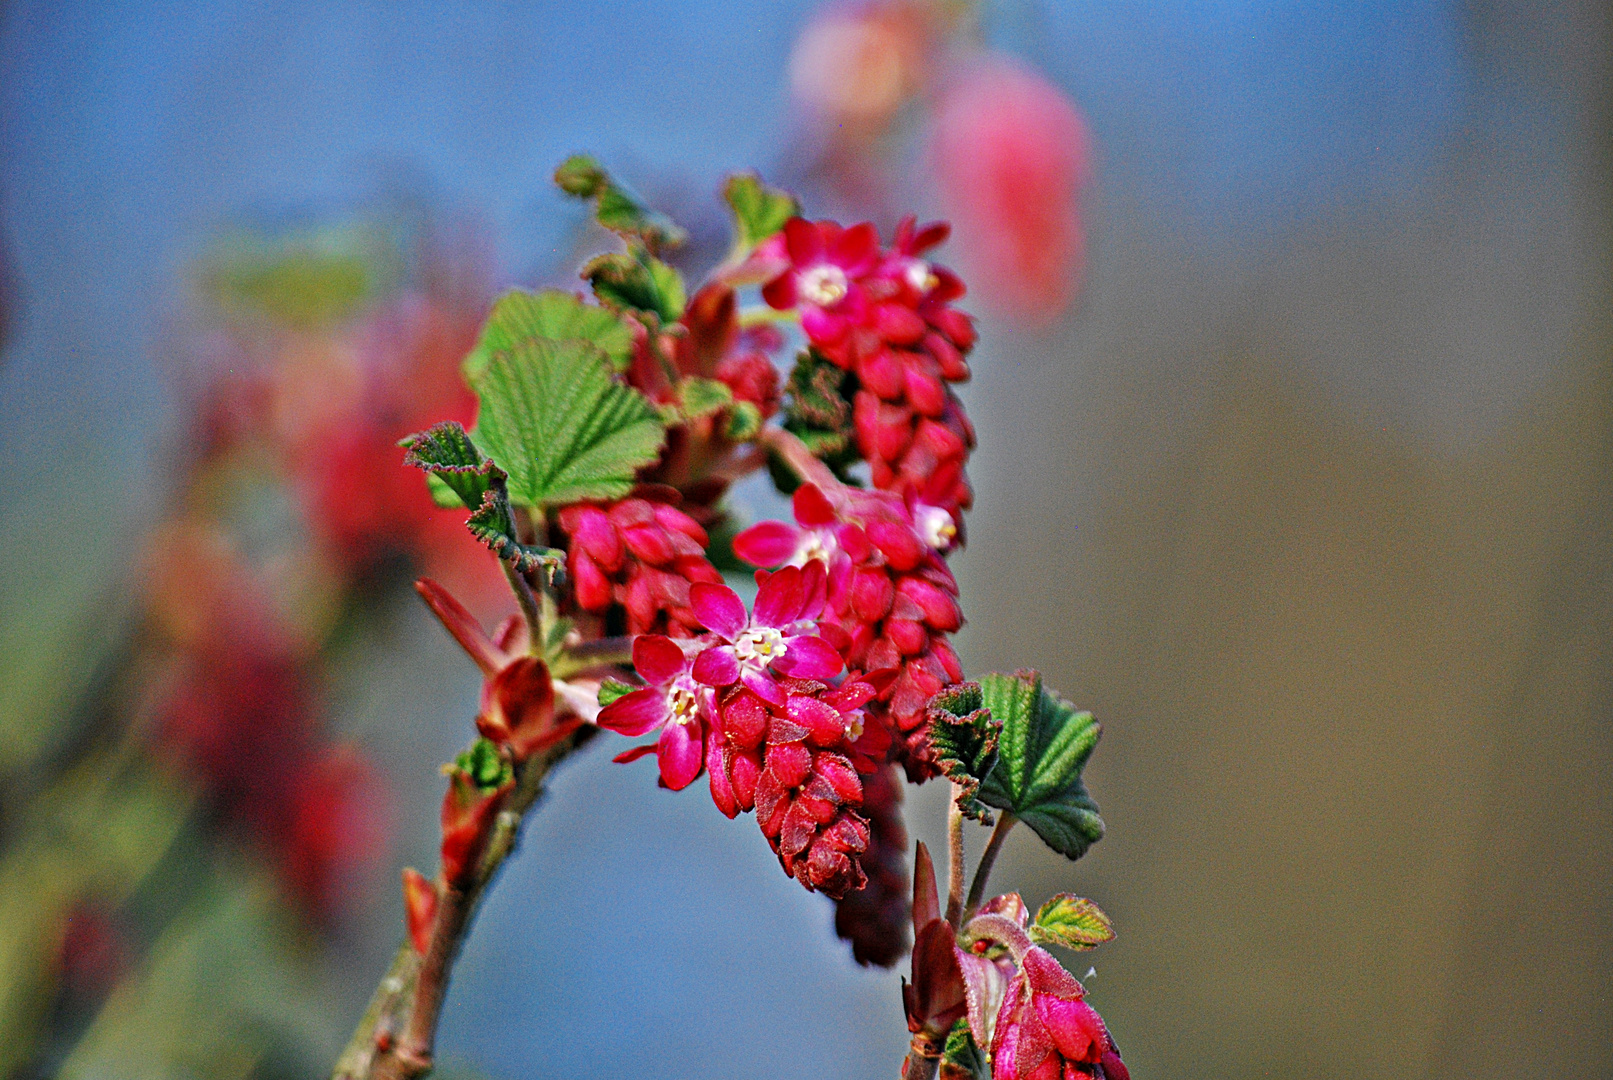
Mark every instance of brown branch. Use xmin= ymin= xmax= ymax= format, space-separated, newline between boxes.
xmin=335 ymin=727 xmax=595 ymax=1080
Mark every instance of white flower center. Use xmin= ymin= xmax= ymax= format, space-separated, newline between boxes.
xmin=904 ymin=260 xmax=939 ymax=295
xmin=799 ymin=264 xmax=849 ymax=307
xmin=791 ymin=528 xmax=838 ymax=570
xmin=667 ymin=680 xmax=701 ymax=722
xmin=915 ymin=505 xmax=957 ymax=551
xmin=843 ymin=710 xmax=865 ymax=742
xmin=734 ymin=627 xmax=787 ymax=665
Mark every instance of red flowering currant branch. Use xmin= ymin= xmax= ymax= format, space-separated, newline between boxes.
xmin=334 ymin=157 xmax=1134 ymax=1080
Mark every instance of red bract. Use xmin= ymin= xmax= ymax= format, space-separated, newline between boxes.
xmin=557 ymin=498 xmax=723 ymax=637
xmin=415 ymin=578 xmax=597 ymax=759
xmin=439 ymin=762 xmax=510 ymax=889
xmin=990 ymin=948 xmax=1126 ymax=1080
xmin=598 ymin=634 xmax=713 ymax=791
xmin=902 ymin=842 xmax=968 ymax=1057
xmin=732 ymin=482 xmax=964 ymax=779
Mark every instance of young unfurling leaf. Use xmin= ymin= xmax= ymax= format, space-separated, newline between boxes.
xmin=722 ymin=171 xmax=799 ymax=255
xmin=469 ymin=338 xmax=665 ymax=509
xmin=554 ymin=154 xmax=687 ymax=251
xmin=925 ymin=682 xmax=1002 ymax=823
xmin=1028 ymin=894 xmax=1115 ymax=952
xmin=976 ymin=670 xmax=1105 ymax=861
xmin=582 ymin=248 xmax=687 ymax=324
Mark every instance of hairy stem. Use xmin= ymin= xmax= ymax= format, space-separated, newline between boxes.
xmin=500 ymin=560 xmax=544 ymax=647
xmin=335 ymin=728 xmax=594 ymax=1080
xmin=903 ymin=1037 xmax=942 ymax=1080
xmin=944 ymin=789 xmax=966 ymax=928
xmin=964 ymin=813 xmax=1017 ymax=918
xmin=760 ymin=425 xmax=838 ymax=491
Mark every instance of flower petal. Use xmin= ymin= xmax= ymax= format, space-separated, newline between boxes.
xmin=692 ymin=645 xmax=741 ymax=687
xmin=689 ymin=582 xmax=747 ymax=640
xmin=732 ymin=520 xmax=802 ymax=568
xmin=632 ymin=634 xmax=687 ymax=686
xmin=656 ymin=720 xmax=705 ymax=791
xmin=754 ymin=564 xmax=804 ymax=628
xmin=612 ymin=743 xmax=659 ymax=764
xmin=597 ymin=688 xmax=668 ymax=737
xmin=777 ymin=634 xmax=844 ymax=680
xmin=793 ymin=483 xmax=838 ymax=527
xmin=741 ymin=665 xmax=786 ymax=707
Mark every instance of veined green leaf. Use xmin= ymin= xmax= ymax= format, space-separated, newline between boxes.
xmin=597 ymin=678 xmax=636 ymax=708
xmin=1029 ymin=894 xmax=1116 ymax=951
xmin=582 ymin=249 xmax=687 ymax=324
xmin=939 ymin=1019 xmax=991 ymax=1080
xmin=463 ymin=289 xmax=634 ymax=380
xmin=977 ymin=670 xmax=1106 ymax=861
xmin=469 ymin=338 xmax=665 ymax=509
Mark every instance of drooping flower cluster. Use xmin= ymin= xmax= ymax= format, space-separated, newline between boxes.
xmin=762 ymin=215 xmax=977 ymax=524
xmin=598 ymin=565 xmax=896 ymax=897
xmin=557 ymin=498 xmax=724 ymax=637
xmin=734 ymin=481 xmax=964 ymax=779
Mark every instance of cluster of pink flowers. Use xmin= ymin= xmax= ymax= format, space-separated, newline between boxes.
xmin=761 ymin=215 xmax=977 ymax=526
xmin=733 ymin=481 xmax=964 ymax=779
xmin=558 ymin=498 xmax=724 ymax=638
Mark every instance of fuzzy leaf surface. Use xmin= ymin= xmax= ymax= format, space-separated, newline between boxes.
xmin=977 ymin=670 xmax=1105 ymax=861
xmin=939 ymin=1020 xmax=991 ymax=1080
xmin=723 ymin=172 xmax=799 ymax=252
xmin=464 ymin=491 xmax=563 ymax=578
xmin=926 ymin=682 xmax=1002 ymax=822
xmin=1029 ymin=894 xmax=1115 ymax=951
xmin=554 ymin=155 xmax=687 ymax=249
xmin=463 ymin=288 xmax=634 ymax=380
xmin=582 ymin=250 xmax=686 ymax=324
xmin=469 ymin=338 xmax=664 ymax=509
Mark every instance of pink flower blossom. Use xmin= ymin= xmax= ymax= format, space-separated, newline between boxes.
xmin=687 ymin=563 xmax=843 ymax=705
xmin=597 ymin=634 xmax=713 ymax=791
xmin=990 ymin=947 xmax=1126 ymax=1080
xmin=761 ymin=217 xmax=882 ymax=352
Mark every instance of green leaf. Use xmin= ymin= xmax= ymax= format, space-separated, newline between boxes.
xmin=401 ymin=422 xmax=562 ymax=576
xmin=470 ymin=337 xmax=665 ymax=509
xmin=453 ymin=737 xmax=512 ymax=791
xmin=724 ymin=400 xmax=763 ymax=442
xmin=939 ymin=1019 xmax=991 ymax=1080
xmin=977 ymin=670 xmax=1106 ymax=861
xmin=554 ymin=154 xmax=687 ymax=250
xmin=582 ymin=249 xmax=687 ymax=324
xmin=1029 ymin=894 xmax=1116 ymax=952
xmin=463 ymin=289 xmax=634 ymax=380
xmin=426 ymin=471 xmax=465 ymax=508
xmin=597 ymin=678 xmax=636 ymax=708
xmin=464 ymin=491 xmax=563 ymax=578
xmin=200 ymin=223 xmax=394 ymax=328
xmin=400 ymin=422 xmax=500 ymax=511
xmin=772 ymin=350 xmax=862 ymax=493
xmin=723 ymin=172 xmax=799 ymax=253
xmin=677 ymin=376 xmax=733 ymax=421
xmin=925 ymin=682 xmax=1002 ymax=823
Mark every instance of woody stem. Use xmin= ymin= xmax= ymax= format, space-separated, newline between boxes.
xmin=335 ymin=728 xmax=595 ymax=1080
xmin=964 ymin=813 xmax=1017 ymax=918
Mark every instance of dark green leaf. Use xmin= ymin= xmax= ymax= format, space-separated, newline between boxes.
xmin=724 ymin=400 xmax=763 ymax=442
xmin=582 ymin=250 xmax=687 ymax=324
xmin=597 ymin=678 xmax=636 ymax=708
xmin=400 ymin=422 xmax=500 ymax=511
xmin=554 ymin=155 xmax=687 ymax=250
xmin=925 ymin=682 xmax=1002 ymax=823
xmin=977 ymin=670 xmax=1106 ymax=861
xmin=469 ymin=337 xmax=665 ymax=508
xmin=463 ymin=289 xmax=634 ymax=380
xmin=772 ymin=350 xmax=862 ymax=493
xmin=722 ymin=172 xmax=799 ymax=253
xmin=1029 ymin=894 xmax=1115 ymax=952
xmin=939 ymin=1019 xmax=991 ymax=1080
